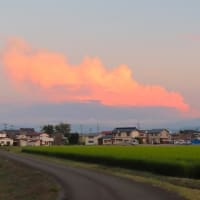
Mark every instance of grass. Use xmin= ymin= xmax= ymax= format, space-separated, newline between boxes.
xmin=0 ymin=152 xmax=59 ymax=200
xmin=22 ymin=145 xmax=200 ymax=178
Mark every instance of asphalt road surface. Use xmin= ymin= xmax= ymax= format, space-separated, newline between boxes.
xmin=0 ymin=150 xmax=184 ymax=200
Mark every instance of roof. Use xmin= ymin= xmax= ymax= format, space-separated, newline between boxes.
xmin=113 ymin=127 xmax=138 ymax=133
xmin=101 ymin=131 xmax=112 ymax=135
xmin=26 ymin=132 xmax=40 ymax=137
xmin=20 ymin=128 xmax=35 ymax=133
xmin=180 ymin=130 xmax=200 ymax=134
xmin=147 ymin=129 xmax=168 ymax=134
xmin=102 ymin=135 xmax=112 ymax=139
xmin=4 ymin=129 xmax=20 ymax=133
xmin=3 ymin=130 xmax=20 ymax=139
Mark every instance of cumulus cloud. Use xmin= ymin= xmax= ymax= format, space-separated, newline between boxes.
xmin=1 ymin=38 xmax=189 ymax=112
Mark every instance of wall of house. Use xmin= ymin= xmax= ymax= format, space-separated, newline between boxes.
xmin=102 ymin=138 xmax=112 ymax=145
xmin=78 ymin=135 xmax=86 ymax=145
xmin=27 ymin=140 xmax=40 ymax=146
xmin=160 ymin=130 xmax=170 ymax=139
xmin=85 ymin=135 xmax=102 ymax=145
xmin=0 ymin=138 xmax=13 ymax=146
xmin=147 ymin=134 xmax=161 ymax=144
xmin=0 ymin=133 xmax=7 ymax=138
xmin=130 ymin=130 xmax=140 ymax=138
xmin=19 ymin=140 xmax=27 ymax=147
xmin=112 ymin=130 xmax=140 ymax=145
xmin=40 ymin=133 xmax=54 ymax=146
xmin=147 ymin=130 xmax=171 ymax=144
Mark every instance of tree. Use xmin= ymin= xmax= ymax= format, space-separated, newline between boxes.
xmin=68 ymin=133 xmax=79 ymax=145
xmin=55 ymin=122 xmax=71 ymax=138
xmin=41 ymin=124 xmax=55 ymax=136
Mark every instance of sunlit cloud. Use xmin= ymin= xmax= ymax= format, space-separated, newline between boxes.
xmin=1 ymin=38 xmax=189 ymax=112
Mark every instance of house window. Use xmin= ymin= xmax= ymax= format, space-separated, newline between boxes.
xmin=127 ymin=133 xmax=130 ymax=137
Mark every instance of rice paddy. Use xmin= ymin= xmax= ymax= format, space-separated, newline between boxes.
xmin=22 ymin=145 xmax=200 ymax=178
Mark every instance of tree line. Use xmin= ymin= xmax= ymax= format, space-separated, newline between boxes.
xmin=41 ymin=123 xmax=79 ymax=145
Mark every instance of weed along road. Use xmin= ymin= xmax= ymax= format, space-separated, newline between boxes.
xmin=0 ymin=150 xmax=184 ymax=200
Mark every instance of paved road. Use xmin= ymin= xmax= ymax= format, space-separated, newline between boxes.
xmin=0 ymin=150 xmax=184 ymax=200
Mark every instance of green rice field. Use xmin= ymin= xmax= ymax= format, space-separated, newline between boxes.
xmin=22 ymin=145 xmax=200 ymax=178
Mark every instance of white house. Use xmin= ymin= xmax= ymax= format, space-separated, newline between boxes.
xmin=39 ymin=133 xmax=54 ymax=146
xmin=0 ymin=131 xmax=13 ymax=146
xmin=26 ymin=132 xmax=54 ymax=146
xmin=14 ymin=132 xmax=54 ymax=146
xmin=0 ymin=132 xmax=7 ymax=138
xmin=85 ymin=134 xmax=102 ymax=145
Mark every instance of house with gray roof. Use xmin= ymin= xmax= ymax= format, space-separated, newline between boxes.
xmin=146 ymin=129 xmax=171 ymax=144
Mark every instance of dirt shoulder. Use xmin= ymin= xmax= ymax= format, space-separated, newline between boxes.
xmin=0 ymin=152 xmax=59 ymax=200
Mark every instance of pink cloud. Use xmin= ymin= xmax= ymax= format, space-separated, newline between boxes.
xmin=1 ymin=38 xmax=190 ymax=112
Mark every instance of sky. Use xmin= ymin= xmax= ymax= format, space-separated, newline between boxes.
xmin=0 ymin=0 xmax=200 ymax=131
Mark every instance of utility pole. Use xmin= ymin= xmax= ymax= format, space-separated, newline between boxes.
xmin=80 ymin=124 xmax=83 ymax=134
xmin=10 ymin=125 xmax=14 ymax=130
xmin=137 ymin=121 xmax=141 ymax=130
xmin=96 ymin=122 xmax=100 ymax=134
xmin=3 ymin=123 xmax=8 ymax=130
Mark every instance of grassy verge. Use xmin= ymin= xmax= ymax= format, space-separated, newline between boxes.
xmin=0 ymin=152 xmax=59 ymax=200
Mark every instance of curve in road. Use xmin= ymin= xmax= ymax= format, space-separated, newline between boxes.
xmin=0 ymin=150 xmax=184 ymax=200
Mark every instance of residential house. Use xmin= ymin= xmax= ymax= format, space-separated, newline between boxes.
xmin=39 ymin=133 xmax=54 ymax=146
xmin=15 ymin=133 xmax=27 ymax=146
xmin=78 ymin=134 xmax=86 ymax=145
xmin=85 ymin=133 xmax=102 ymax=145
xmin=112 ymin=127 xmax=140 ymax=145
xmin=171 ymin=130 xmax=199 ymax=144
xmin=26 ymin=132 xmax=41 ymax=146
xmin=146 ymin=129 xmax=171 ymax=144
xmin=0 ymin=131 xmax=13 ymax=146
xmin=99 ymin=134 xmax=113 ymax=145
xmin=138 ymin=130 xmax=147 ymax=144
xmin=15 ymin=132 xmax=54 ymax=146
xmin=98 ymin=131 xmax=113 ymax=145
xmin=4 ymin=129 xmax=20 ymax=140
